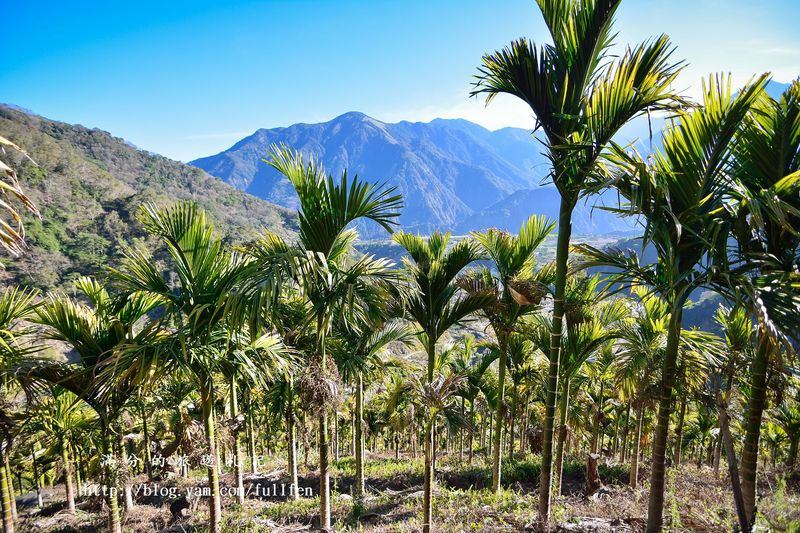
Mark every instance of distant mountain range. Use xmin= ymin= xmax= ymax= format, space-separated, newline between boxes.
xmin=192 ymin=82 xmax=794 ymax=237
xmin=191 ymin=113 xmax=544 ymax=234
xmin=191 ymin=113 xmax=639 ymax=236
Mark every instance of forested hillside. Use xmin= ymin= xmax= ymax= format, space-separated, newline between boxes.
xmin=0 ymin=105 xmax=297 ymax=289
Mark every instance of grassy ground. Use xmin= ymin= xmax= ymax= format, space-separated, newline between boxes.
xmin=17 ymin=451 xmax=800 ymax=532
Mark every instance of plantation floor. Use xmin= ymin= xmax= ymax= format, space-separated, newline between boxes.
xmin=17 ymin=453 xmax=800 ymax=532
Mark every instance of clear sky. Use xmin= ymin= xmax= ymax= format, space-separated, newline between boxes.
xmin=3 ymin=0 xmax=799 ymax=162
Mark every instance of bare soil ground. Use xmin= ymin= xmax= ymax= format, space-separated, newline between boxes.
xmin=16 ymin=453 xmax=800 ymax=532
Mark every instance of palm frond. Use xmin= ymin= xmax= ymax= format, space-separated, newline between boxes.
xmin=266 ymin=145 xmax=402 ymax=255
xmin=0 ymin=136 xmax=41 ymax=259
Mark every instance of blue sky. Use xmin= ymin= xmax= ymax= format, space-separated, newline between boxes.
xmin=3 ymin=0 xmax=799 ymax=162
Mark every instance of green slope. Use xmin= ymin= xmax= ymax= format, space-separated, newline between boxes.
xmin=0 ymin=105 xmax=298 ymax=289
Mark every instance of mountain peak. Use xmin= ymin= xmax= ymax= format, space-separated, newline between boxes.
xmin=191 ymin=114 xmax=548 ymax=234
xmin=335 ymin=110 xmax=367 ymax=120
xmin=332 ymin=111 xmax=384 ymax=125
xmin=765 ymin=79 xmax=792 ymax=99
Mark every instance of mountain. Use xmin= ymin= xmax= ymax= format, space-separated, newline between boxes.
xmin=191 ymin=112 xmax=554 ymax=234
xmin=0 ymin=105 xmax=297 ymax=290
xmin=765 ymin=80 xmax=792 ymax=99
xmin=461 ymin=187 xmax=638 ymax=235
xmin=197 ymin=109 xmax=733 ymax=236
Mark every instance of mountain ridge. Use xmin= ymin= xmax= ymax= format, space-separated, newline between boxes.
xmin=0 ymin=104 xmax=297 ymax=289
xmin=191 ymin=111 xmax=561 ymax=235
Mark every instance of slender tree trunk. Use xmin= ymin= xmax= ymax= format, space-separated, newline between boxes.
xmin=713 ymin=432 xmax=722 ymax=477
xmin=491 ymin=335 xmax=507 ymax=493
xmin=480 ymin=412 xmax=492 ymax=455
xmin=103 ymin=422 xmax=122 ymax=533
xmin=3 ymin=461 xmax=15 ymax=522
xmin=591 ymin=383 xmax=604 ymax=455
xmin=459 ymin=397 xmax=465 ymax=462
xmin=117 ymin=428 xmax=134 ymax=511
xmin=423 ymin=418 xmax=434 ymax=533
xmin=355 ymin=371 xmax=365 ymax=502
xmin=611 ymin=412 xmax=620 ymax=458
xmin=287 ymin=386 xmax=299 ymax=501
xmin=318 ymin=412 xmax=331 ymax=531
xmin=468 ymin=400 xmax=475 ymax=465
xmin=317 ymin=322 xmax=332 ymax=533
xmin=200 ymin=381 xmax=222 ymax=533
xmin=673 ymin=397 xmax=687 ymax=466
xmin=248 ymin=409 xmax=258 ymax=474
xmin=61 ymin=440 xmax=75 ymax=512
xmin=740 ymin=332 xmax=771 ymax=526
xmin=599 ymin=426 xmax=605 ymax=455
xmin=646 ymin=300 xmax=684 ymax=532
xmin=788 ymin=434 xmax=799 ymax=470
xmin=301 ymin=413 xmax=310 ymax=470
xmin=432 ymin=426 xmax=438 ymax=482
xmin=521 ymin=396 xmax=530 ymax=458
xmin=538 ymin=199 xmax=572 ymax=530
xmin=554 ymin=375 xmax=570 ymax=497
xmin=706 ymin=437 xmax=714 ymax=466
xmin=0 ymin=447 xmax=13 ymax=533
xmin=715 ymin=368 xmax=734 ymax=480
xmin=509 ymin=383 xmax=518 ymax=460
xmin=337 ymin=414 xmax=342 ymax=463
xmin=76 ymin=446 xmax=84 ymax=494
xmin=333 ymin=415 xmax=338 ymax=462
xmin=74 ymin=456 xmax=81 ymax=496
xmin=696 ymin=436 xmax=705 ymax=468
xmin=718 ymin=393 xmax=749 ymax=532
xmin=351 ymin=410 xmax=356 ymax=458
xmin=412 ymin=420 xmax=418 ymax=459
xmin=141 ymin=402 xmax=152 ymax=480
xmin=620 ymin=403 xmax=631 ymax=462
xmin=488 ymin=411 xmax=493 ymax=459
xmin=630 ymin=406 xmax=644 ymax=488
xmin=423 ymin=336 xmax=436 ymax=533
xmin=228 ymin=374 xmax=245 ymax=505
xmin=32 ymin=452 xmax=42 ymax=510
